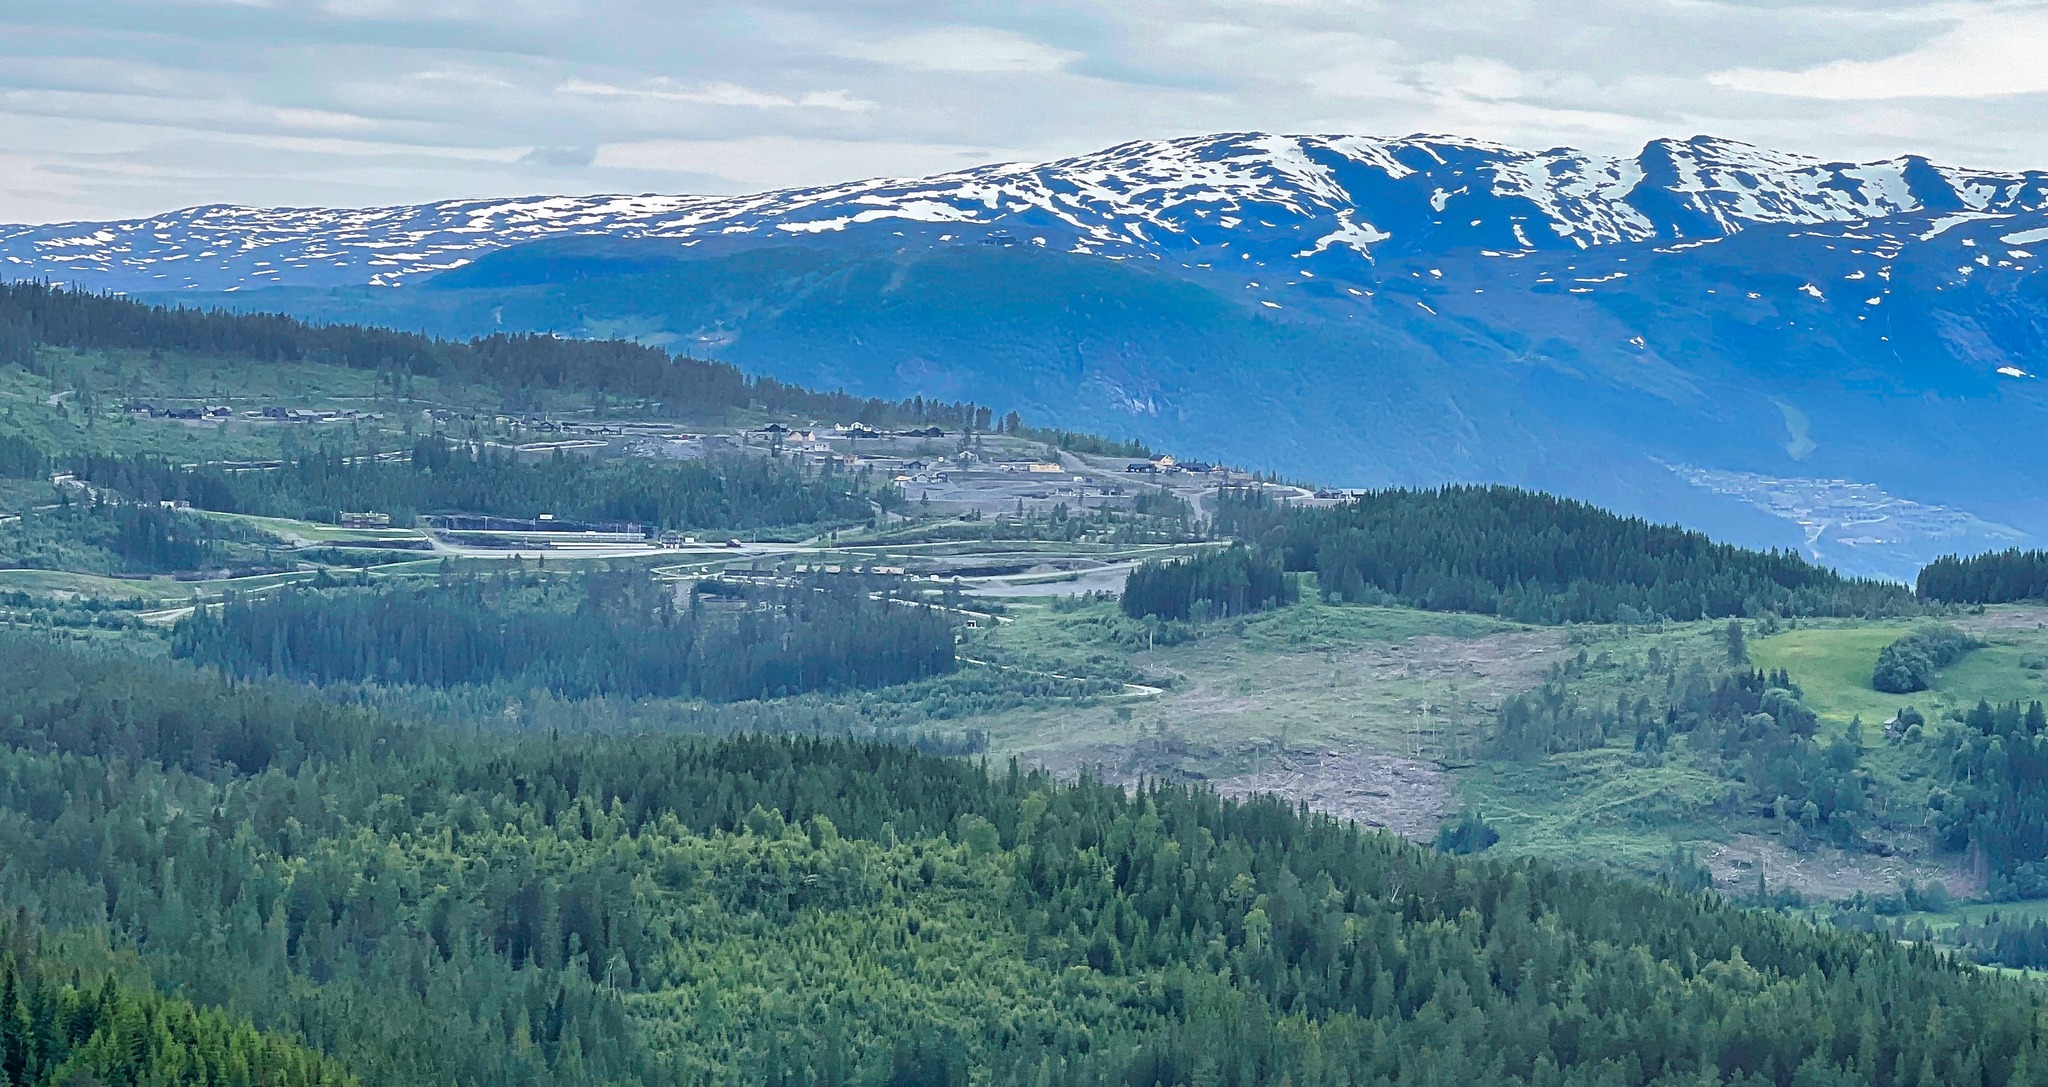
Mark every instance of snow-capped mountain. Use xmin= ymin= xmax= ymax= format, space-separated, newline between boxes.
xmin=6 ymin=133 xmax=2048 ymax=294
xmin=5 ymin=132 xmax=2048 ymax=579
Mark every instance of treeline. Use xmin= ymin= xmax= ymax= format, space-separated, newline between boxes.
xmin=172 ymin=569 xmax=957 ymax=701
xmin=5 ymin=634 xmax=2048 ymax=1085
xmin=0 ymin=433 xmax=48 ymax=480
xmin=1871 ymin=623 xmax=1980 ymax=693
xmin=0 ymin=280 xmax=998 ymax=428
xmin=72 ymin=435 xmax=894 ymax=530
xmin=1 ymin=500 xmax=284 ymax=576
xmin=1213 ymin=485 xmax=1915 ymax=624
xmin=0 ymin=914 xmax=357 ymax=1087
xmin=1852 ymin=909 xmax=2048 ymax=972
xmin=1929 ymin=699 xmax=2048 ymax=897
xmin=1120 ymin=544 xmax=1295 ymax=622
xmin=998 ymin=411 xmax=1152 ymax=458
xmin=1944 ymin=914 xmax=2048 ymax=971
xmin=1917 ymin=548 xmax=2048 ymax=604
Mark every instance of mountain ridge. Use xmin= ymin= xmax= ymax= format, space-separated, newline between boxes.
xmin=7 ymin=132 xmax=2047 ymax=294
xmin=4 ymin=130 xmax=2047 ymax=579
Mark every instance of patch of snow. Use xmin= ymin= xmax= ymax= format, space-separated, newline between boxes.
xmin=1919 ymin=212 xmax=2007 ymax=240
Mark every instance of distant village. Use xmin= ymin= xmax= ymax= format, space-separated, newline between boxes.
xmin=105 ymin=398 xmax=1329 ymax=538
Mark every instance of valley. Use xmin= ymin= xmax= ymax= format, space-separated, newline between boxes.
xmin=6 ymin=320 xmax=2043 ymax=909
xmin=18 ymin=0 xmax=2048 ymax=1077
xmin=7 ymin=238 xmax=2048 ymax=1087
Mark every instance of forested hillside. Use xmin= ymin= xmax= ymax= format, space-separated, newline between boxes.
xmin=4 ymin=634 xmax=2048 ymax=1086
xmin=172 ymin=569 xmax=958 ymax=701
xmin=66 ymin=435 xmax=895 ymax=531
xmin=0 ymin=913 xmax=357 ymax=1087
xmin=0 ymin=280 xmax=996 ymax=427
xmin=1918 ymin=549 xmax=2048 ymax=604
xmin=1120 ymin=544 xmax=1295 ymax=622
xmin=0 ymin=500 xmax=287 ymax=576
xmin=1214 ymin=485 xmax=1914 ymax=623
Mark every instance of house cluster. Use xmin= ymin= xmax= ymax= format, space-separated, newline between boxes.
xmin=509 ymin=438 xmax=610 ymax=463
xmin=754 ymin=422 xmax=948 ymax=447
xmin=996 ymin=460 xmax=1067 ymax=474
xmin=261 ymin=407 xmax=384 ymax=423
xmin=126 ymin=403 xmax=232 ymax=420
xmin=514 ymin=418 xmax=686 ymax=437
xmin=124 ymin=402 xmax=385 ymax=424
xmin=1123 ymin=455 xmax=1215 ymax=475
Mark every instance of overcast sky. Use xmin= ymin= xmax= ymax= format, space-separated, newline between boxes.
xmin=4 ymin=0 xmax=2046 ymax=223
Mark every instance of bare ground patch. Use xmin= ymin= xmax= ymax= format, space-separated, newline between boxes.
xmin=1702 ymin=834 xmax=1985 ymax=901
xmin=1955 ymin=606 xmax=2048 ymax=634
xmin=1026 ymin=737 xmax=1451 ymax=841
xmin=1170 ymin=688 xmax=1266 ymax=717
xmin=1213 ymin=748 xmax=1453 ymax=841
xmin=1346 ymin=630 xmax=1570 ymax=709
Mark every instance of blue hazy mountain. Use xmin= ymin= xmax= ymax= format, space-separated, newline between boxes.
xmin=6 ymin=132 xmax=2047 ymax=578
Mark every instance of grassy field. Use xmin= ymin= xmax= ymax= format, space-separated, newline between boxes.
xmin=194 ymin=510 xmax=431 ymax=544
xmin=1918 ymin=899 xmax=2048 ymax=927
xmin=0 ymin=566 xmax=327 ymax=602
xmin=948 ymin=600 xmax=2042 ymax=894
xmin=0 ymin=479 xmax=53 ymax=516
xmin=1752 ymin=616 xmax=2048 ymax=727
xmin=0 ymin=569 xmax=196 ymax=601
xmin=1749 ymin=622 xmax=1921 ymax=725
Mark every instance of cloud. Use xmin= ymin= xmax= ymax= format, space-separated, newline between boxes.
xmin=839 ymin=27 xmax=1080 ymax=73
xmin=557 ymin=78 xmax=874 ymax=112
xmin=1712 ymin=3 xmax=2048 ymax=99
xmin=519 ymin=144 xmax=596 ymax=168
xmin=593 ymin=135 xmax=1034 ymax=189
xmin=6 ymin=0 xmax=2048 ymax=223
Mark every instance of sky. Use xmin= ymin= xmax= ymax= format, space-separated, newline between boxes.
xmin=4 ymin=0 xmax=2047 ymax=224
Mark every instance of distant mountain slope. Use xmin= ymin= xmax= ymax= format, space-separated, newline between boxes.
xmin=6 ymin=131 xmax=2047 ymax=577
xmin=12 ymin=131 xmax=2048 ymax=292
xmin=7 ymin=133 xmax=2047 ymax=293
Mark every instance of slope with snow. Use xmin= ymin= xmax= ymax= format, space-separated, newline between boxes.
xmin=6 ymin=133 xmax=2048 ymax=295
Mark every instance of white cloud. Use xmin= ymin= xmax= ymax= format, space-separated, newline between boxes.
xmin=557 ymin=78 xmax=874 ymax=112
xmin=1712 ymin=3 xmax=2048 ymax=99
xmin=6 ymin=0 xmax=2048 ymax=223
xmin=594 ymin=135 xmax=1036 ymax=189
xmin=839 ymin=27 xmax=1079 ymax=74
xmin=269 ymin=105 xmax=383 ymax=131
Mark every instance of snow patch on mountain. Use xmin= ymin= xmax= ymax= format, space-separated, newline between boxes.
xmin=5 ymin=132 xmax=2048 ymax=294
